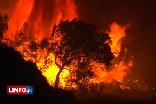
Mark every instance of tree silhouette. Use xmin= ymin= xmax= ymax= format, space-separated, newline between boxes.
xmin=0 ymin=43 xmax=80 ymax=104
xmin=0 ymin=14 xmax=8 ymax=39
xmin=50 ymin=19 xmax=114 ymax=88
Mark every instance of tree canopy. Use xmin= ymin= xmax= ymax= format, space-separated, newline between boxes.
xmin=50 ymin=19 xmax=114 ymax=88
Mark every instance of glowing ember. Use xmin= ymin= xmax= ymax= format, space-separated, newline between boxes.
xmin=2 ymin=22 xmax=133 ymax=89
xmin=90 ymin=59 xmax=133 ymax=84
xmin=1 ymin=0 xmax=133 ymax=90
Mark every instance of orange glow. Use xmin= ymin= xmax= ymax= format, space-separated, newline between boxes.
xmin=5 ymin=0 xmax=34 ymax=40
xmin=32 ymin=0 xmax=44 ymax=41
xmin=4 ymin=0 xmax=78 ymax=41
xmin=52 ymin=0 xmax=78 ymax=25
xmin=42 ymin=54 xmax=70 ymax=87
xmin=2 ymin=22 xmax=133 ymax=89
xmin=90 ymin=60 xmax=133 ymax=84
xmin=3 ymin=0 xmax=78 ymax=88
xmin=1 ymin=0 xmax=133 ymax=90
xmin=32 ymin=0 xmax=78 ymax=41
xmin=107 ymin=22 xmax=129 ymax=57
xmin=88 ymin=22 xmax=133 ymax=84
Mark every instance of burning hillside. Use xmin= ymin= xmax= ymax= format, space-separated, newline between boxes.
xmin=1 ymin=1 xmax=156 ymax=104
xmin=0 ymin=0 xmax=134 ymax=90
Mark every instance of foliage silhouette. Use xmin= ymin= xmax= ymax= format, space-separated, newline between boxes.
xmin=50 ymin=19 xmax=114 ymax=88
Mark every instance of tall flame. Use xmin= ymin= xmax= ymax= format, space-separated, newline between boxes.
xmin=89 ymin=22 xmax=132 ymax=84
xmin=52 ymin=0 xmax=78 ymax=25
xmin=3 ymin=21 xmax=133 ymax=89
xmin=1 ymin=0 xmax=133 ymax=90
xmin=41 ymin=22 xmax=133 ymax=88
xmin=31 ymin=0 xmax=78 ymax=40
xmin=5 ymin=0 xmax=34 ymax=40
xmin=107 ymin=22 xmax=129 ymax=57
xmin=4 ymin=0 xmax=78 ymax=41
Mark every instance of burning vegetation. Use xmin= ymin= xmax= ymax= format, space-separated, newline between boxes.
xmin=0 ymin=0 xmax=135 ymax=93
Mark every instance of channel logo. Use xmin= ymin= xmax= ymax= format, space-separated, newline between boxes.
xmin=7 ymin=85 xmax=34 ymax=95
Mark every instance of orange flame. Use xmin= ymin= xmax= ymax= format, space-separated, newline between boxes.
xmin=52 ymin=0 xmax=78 ymax=25
xmin=30 ymin=0 xmax=78 ymax=41
xmin=1 ymin=0 xmax=133 ymax=90
xmin=4 ymin=0 xmax=78 ymax=41
xmin=107 ymin=22 xmax=129 ymax=57
xmin=3 ymin=22 xmax=133 ymax=89
xmin=90 ymin=60 xmax=133 ymax=84
xmin=5 ymin=0 xmax=34 ymax=40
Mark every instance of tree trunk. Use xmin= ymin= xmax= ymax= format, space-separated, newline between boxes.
xmin=54 ymin=67 xmax=63 ymax=88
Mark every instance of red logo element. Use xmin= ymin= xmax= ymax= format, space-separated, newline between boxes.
xmin=7 ymin=85 xmax=34 ymax=95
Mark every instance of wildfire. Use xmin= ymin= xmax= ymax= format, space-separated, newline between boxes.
xmin=90 ymin=59 xmax=133 ymax=84
xmin=4 ymin=0 xmax=78 ymax=41
xmin=89 ymin=23 xmax=133 ymax=84
xmin=5 ymin=0 xmax=34 ymax=40
xmin=107 ymin=22 xmax=129 ymax=57
xmin=52 ymin=0 xmax=78 ymax=25
xmin=1 ymin=0 xmax=133 ymax=90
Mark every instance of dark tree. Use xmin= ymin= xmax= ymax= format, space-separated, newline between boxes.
xmin=50 ymin=19 xmax=114 ymax=88
xmin=0 ymin=14 xmax=8 ymax=39
xmin=40 ymin=38 xmax=49 ymax=49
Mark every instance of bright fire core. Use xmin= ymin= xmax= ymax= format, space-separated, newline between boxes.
xmin=2 ymin=0 xmax=133 ymax=89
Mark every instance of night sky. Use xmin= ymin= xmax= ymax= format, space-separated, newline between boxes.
xmin=0 ymin=0 xmax=156 ymax=88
